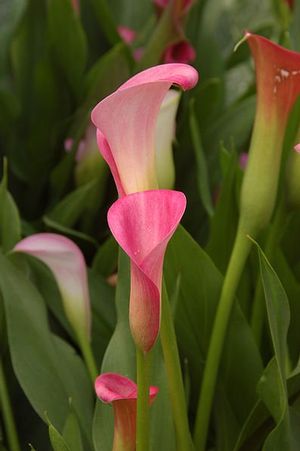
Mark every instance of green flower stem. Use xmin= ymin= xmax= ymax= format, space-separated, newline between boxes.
xmin=160 ymin=282 xmax=194 ymax=451
xmin=0 ymin=360 xmax=21 ymax=451
xmin=251 ymin=201 xmax=289 ymax=346
xmin=79 ymin=335 xmax=98 ymax=382
xmin=136 ymin=348 xmax=151 ymax=451
xmin=194 ymin=228 xmax=251 ymax=451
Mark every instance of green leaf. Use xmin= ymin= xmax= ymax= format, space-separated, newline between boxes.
xmin=46 ymin=179 xmax=99 ymax=228
xmin=253 ymin=239 xmax=300 ymax=450
xmin=0 ymin=160 xmax=21 ymax=253
xmin=62 ymin=411 xmax=83 ymax=451
xmin=165 ymin=226 xmax=263 ymax=448
xmin=88 ymin=0 xmax=121 ymax=46
xmin=92 ymin=250 xmax=176 ymax=450
xmin=206 ymin=148 xmax=239 ymax=272
xmin=43 ymin=216 xmax=98 ymax=248
xmin=0 ymin=0 xmax=27 ymax=72
xmin=49 ymin=422 xmax=71 ymax=451
xmin=203 ymin=96 xmax=255 ymax=158
xmin=92 ymin=236 xmax=118 ymax=277
xmin=88 ymin=269 xmax=116 ymax=365
xmin=189 ymin=99 xmax=214 ymax=217
xmin=82 ymin=43 xmax=131 ymax=111
xmin=47 ymin=0 xmax=87 ymax=96
xmin=0 ymin=251 xmax=93 ymax=447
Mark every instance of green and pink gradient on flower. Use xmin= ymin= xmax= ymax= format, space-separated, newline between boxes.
xmin=13 ymin=233 xmax=97 ymax=381
xmin=92 ymin=63 xmax=198 ymax=450
xmin=91 ymin=64 xmax=197 ymax=352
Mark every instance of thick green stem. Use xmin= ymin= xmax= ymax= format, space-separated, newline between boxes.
xmin=160 ymin=282 xmax=194 ymax=451
xmin=136 ymin=348 xmax=151 ymax=451
xmin=0 ymin=361 xmax=21 ymax=451
xmin=193 ymin=229 xmax=251 ymax=451
xmin=79 ymin=335 xmax=98 ymax=382
xmin=251 ymin=202 xmax=289 ymax=346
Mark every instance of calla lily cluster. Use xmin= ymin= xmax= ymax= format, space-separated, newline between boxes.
xmin=91 ymin=63 xmax=197 ymax=449
xmin=91 ymin=63 xmax=198 ymax=351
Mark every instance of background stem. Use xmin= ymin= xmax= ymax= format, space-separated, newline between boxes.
xmin=193 ymin=229 xmax=251 ymax=451
xmin=136 ymin=348 xmax=151 ymax=451
xmin=79 ymin=335 xmax=98 ymax=382
xmin=0 ymin=360 xmax=21 ymax=451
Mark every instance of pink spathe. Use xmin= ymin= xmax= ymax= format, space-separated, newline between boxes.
xmin=95 ymin=373 xmax=158 ymax=451
xmin=107 ymin=190 xmax=186 ymax=352
xmin=91 ymin=64 xmax=198 ymax=196
xmin=14 ymin=233 xmax=91 ymax=341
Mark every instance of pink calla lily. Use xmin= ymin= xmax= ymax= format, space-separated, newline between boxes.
xmin=95 ymin=373 xmax=158 ymax=451
xmin=163 ymin=40 xmax=196 ymax=64
xmin=107 ymin=189 xmax=186 ymax=352
xmin=91 ymin=64 xmax=198 ymax=196
xmin=14 ymin=233 xmax=91 ymax=342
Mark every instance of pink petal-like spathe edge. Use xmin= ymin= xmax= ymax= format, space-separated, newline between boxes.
xmin=91 ymin=64 xmax=198 ymax=195
xmin=95 ymin=373 xmax=159 ymax=403
xmin=107 ymin=190 xmax=186 ymax=351
xmin=118 ymin=63 xmax=198 ymax=91
xmin=14 ymin=233 xmax=91 ymax=340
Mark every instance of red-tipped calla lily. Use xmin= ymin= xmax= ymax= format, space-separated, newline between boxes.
xmin=14 ymin=233 xmax=91 ymax=342
xmin=239 ymin=33 xmax=300 ymax=235
xmin=95 ymin=373 xmax=158 ymax=451
xmin=107 ymin=190 xmax=186 ymax=352
xmin=91 ymin=64 xmax=198 ymax=197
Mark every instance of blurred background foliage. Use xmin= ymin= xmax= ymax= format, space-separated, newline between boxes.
xmin=1 ymin=0 xmax=300 ymax=449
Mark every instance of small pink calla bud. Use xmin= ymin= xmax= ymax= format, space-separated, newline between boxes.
xmin=95 ymin=373 xmax=158 ymax=451
xmin=117 ymin=26 xmax=137 ymax=45
xmin=107 ymin=190 xmax=186 ymax=352
xmin=14 ymin=233 xmax=91 ymax=343
xmin=91 ymin=64 xmax=198 ymax=196
xmin=239 ymin=33 xmax=300 ymax=235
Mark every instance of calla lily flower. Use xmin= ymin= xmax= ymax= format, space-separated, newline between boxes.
xmin=239 ymin=33 xmax=300 ymax=235
xmin=107 ymin=190 xmax=186 ymax=352
xmin=13 ymin=233 xmax=91 ymax=343
xmin=155 ymin=89 xmax=181 ymax=188
xmin=91 ymin=63 xmax=198 ymax=197
xmin=95 ymin=373 xmax=158 ymax=451
xmin=163 ymin=40 xmax=196 ymax=64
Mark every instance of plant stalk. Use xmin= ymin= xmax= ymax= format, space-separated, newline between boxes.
xmin=79 ymin=335 xmax=98 ymax=382
xmin=0 ymin=360 xmax=21 ymax=451
xmin=136 ymin=348 xmax=151 ymax=451
xmin=193 ymin=228 xmax=251 ymax=451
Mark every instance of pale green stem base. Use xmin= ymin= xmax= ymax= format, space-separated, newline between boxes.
xmin=251 ymin=202 xmax=288 ymax=346
xmin=193 ymin=229 xmax=251 ymax=451
xmin=79 ymin=335 xmax=98 ymax=382
xmin=136 ymin=348 xmax=151 ymax=451
xmin=0 ymin=361 xmax=21 ymax=451
xmin=160 ymin=282 xmax=194 ymax=451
